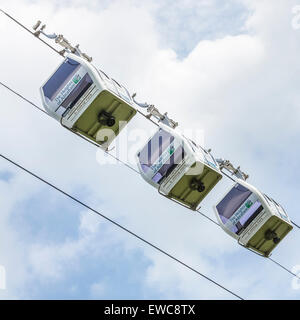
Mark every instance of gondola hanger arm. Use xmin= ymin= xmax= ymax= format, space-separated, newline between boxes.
xmin=32 ymin=20 xmax=92 ymax=62
xmin=132 ymin=93 xmax=178 ymax=129
xmin=216 ymin=158 xmax=249 ymax=181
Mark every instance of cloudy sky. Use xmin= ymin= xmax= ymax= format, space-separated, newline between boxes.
xmin=0 ymin=0 xmax=300 ymax=299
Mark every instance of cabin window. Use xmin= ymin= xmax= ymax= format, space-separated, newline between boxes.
xmin=43 ymin=58 xmax=93 ymax=111
xmin=138 ymin=129 xmax=185 ymax=184
xmin=216 ymin=184 xmax=263 ymax=234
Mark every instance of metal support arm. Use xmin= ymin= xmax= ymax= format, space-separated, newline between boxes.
xmin=32 ymin=20 xmax=92 ymax=62
xmin=216 ymin=158 xmax=249 ymax=181
xmin=132 ymin=93 xmax=178 ymax=129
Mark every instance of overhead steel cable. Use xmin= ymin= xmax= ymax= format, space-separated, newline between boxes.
xmin=0 ymin=80 xmax=300 ymax=284
xmin=196 ymin=209 xmax=220 ymax=227
xmin=0 ymin=152 xmax=244 ymax=300
xmin=0 ymin=81 xmax=48 ymax=115
xmin=0 ymin=9 xmax=64 ymax=57
xmin=291 ymin=220 xmax=300 ymax=230
xmin=268 ymin=257 xmax=300 ymax=280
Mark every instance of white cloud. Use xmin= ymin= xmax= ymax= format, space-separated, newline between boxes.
xmin=28 ymin=211 xmax=102 ymax=280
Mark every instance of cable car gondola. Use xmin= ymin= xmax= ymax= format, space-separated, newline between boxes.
xmin=40 ymin=53 xmax=137 ymax=149
xmin=214 ymin=179 xmax=293 ymax=257
xmin=136 ymin=124 xmax=223 ymax=210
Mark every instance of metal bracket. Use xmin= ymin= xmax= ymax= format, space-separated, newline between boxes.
xmin=132 ymin=93 xmax=178 ymax=129
xmin=32 ymin=20 xmax=92 ymax=62
xmin=216 ymin=158 xmax=249 ymax=181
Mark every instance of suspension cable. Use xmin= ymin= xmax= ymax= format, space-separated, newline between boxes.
xmin=0 ymin=9 xmax=64 ymax=57
xmin=268 ymin=257 xmax=300 ymax=280
xmin=0 ymin=152 xmax=243 ymax=300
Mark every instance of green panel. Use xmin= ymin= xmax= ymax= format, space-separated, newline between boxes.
xmin=247 ymin=216 xmax=293 ymax=257
xmin=167 ymin=162 xmax=222 ymax=210
xmin=72 ymin=90 xmax=136 ymax=147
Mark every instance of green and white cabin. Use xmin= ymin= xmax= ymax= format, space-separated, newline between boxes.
xmin=136 ymin=124 xmax=223 ymax=210
xmin=214 ymin=179 xmax=293 ymax=257
xmin=40 ymin=53 xmax=137 ymax=149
